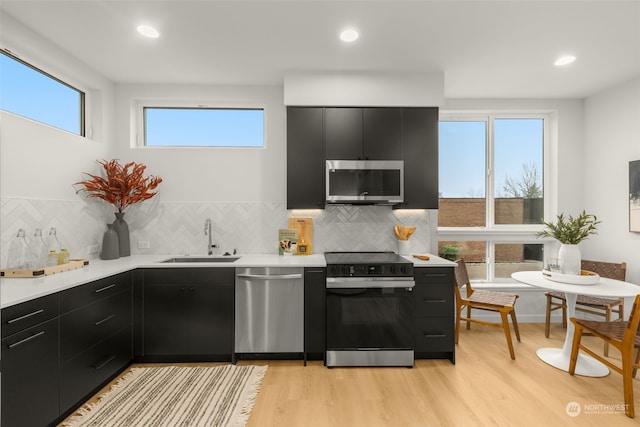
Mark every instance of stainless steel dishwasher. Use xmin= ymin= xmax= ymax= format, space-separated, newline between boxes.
xmin=234 ymin=267 xmax=304 ymax=355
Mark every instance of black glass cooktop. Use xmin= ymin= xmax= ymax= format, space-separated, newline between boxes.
xmin=324 ymin=251 xmax=413 ymax=277
xmin=324 ymin=251 xmax=408 ymax=265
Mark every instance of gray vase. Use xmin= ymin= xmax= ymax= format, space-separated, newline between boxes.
xmin=112 ymin=212 xmax=130 ymax=257
xmin=101 ymin=223 xmax=120 ymax=260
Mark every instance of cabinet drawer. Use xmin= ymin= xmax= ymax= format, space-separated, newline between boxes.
xmin=143 ymin=267 xmax=234 ymax=286
xmin=414 ymin=267 xmax=454 ymax=285
xmin=60 ymin=327 xmax=132 ymax=413
xmin=60 ymin=290 xmax=132 ymax=362
xmin=1 ymin=293 xmax=59 ymax=338
xmin=414 ymin=283 xmax=453 ymax=317
xmin=2 ymin=317 xmax=60 ymax=427
xmin=414 ymin=317 xmax=454 ymax=352
xmin=61 ymin=272 xmax=131 ymax=313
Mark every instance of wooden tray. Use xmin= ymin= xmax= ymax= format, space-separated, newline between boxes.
xmin=1 ymin=259 xmax=89 ymax=278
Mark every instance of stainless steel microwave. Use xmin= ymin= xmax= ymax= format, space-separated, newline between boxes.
xmin=326 ymin=160 xmax=404 ymax=205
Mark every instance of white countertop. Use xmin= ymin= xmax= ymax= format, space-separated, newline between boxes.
xmin=1 ymin=252 xmax=451 ymax=308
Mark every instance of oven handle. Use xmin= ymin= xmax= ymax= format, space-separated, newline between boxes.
xmin=326 ymin=277 xmax=415 ymax=289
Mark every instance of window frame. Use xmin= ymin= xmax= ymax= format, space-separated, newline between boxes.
xmin=438 ymin=111 xmax=556 ymax=283
xmin=0 ymin=49 xmax=86 ymax=136
xmin=135 ymin=100 xmax=267 ymax=149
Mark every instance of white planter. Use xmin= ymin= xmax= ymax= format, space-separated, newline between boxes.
xmin=558 ymin=243 xmax=581 ymax=275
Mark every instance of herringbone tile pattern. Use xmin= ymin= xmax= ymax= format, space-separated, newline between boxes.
xmin=1 ymin=197 xmax=434 ymax=266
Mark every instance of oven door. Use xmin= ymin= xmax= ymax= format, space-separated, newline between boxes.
xmin=325 ymin=277 xmax=414 ymax=367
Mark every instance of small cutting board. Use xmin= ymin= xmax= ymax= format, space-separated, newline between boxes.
xmin=288 ymin=217 xmax=313 ymax=255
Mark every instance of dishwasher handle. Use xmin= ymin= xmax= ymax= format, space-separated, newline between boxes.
xmin=236 ymin=273 xmax=303 ymax=280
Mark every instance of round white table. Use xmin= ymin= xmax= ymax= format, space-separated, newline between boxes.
xmin=512 ymin=270 xmax=640 ymax=377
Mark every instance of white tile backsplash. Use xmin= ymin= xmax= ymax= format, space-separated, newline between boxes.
xmin=1 ymin=197 xmax=435 ymax=267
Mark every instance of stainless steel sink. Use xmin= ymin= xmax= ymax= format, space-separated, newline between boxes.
xmin=161 ymin=256 xmax=239 ymax=263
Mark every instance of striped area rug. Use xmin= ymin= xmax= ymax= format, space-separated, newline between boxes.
xmin=61 ymin=365 xmax=268 ymax=427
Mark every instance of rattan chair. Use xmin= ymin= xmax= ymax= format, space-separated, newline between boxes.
xmin=545 ymin=260 xmax=627 ymax=356
xmin=454 ymin=258 xmax=521 ymax=360
xmin=569 ymin=293 xmax=640 ymax=418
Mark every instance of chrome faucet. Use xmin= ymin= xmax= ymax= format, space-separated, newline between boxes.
xmin=204 ymin=218 xmax=217 ymax=255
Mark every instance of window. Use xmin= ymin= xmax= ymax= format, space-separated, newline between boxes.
xmin=143 ymin=107 xmax=264 ymax=147
xmin=0 ymin=50 xmax=85 ymax=135
xmin=438 ymin=114 xmax=549 ymax=282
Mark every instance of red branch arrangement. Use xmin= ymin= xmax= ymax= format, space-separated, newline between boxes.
xmin=75 ymin=159 xmax=163 ymax=213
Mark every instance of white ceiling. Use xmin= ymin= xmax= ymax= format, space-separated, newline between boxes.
xmin=2 ymin=0 xmax=640 ymax=99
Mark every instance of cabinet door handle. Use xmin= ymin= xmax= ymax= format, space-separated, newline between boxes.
xmin=95 ymin=314 xmax=116 ymax=326
xmin=7 ymin=309 xmax=44 ymax=324
xmin=95 ymin=284 xmax=117 ymax=293
xmin=423 ymin=333 xmax=446 ymax=338
xmin=8 ymin=330 xmax=45 ymax=349
xmin=94 ymin=355 xmax=116 ymax=370
xmin=423 ymin=298 xmax=446 ymax=303
xmin=420 ymin=273 xmax=447 ymax=278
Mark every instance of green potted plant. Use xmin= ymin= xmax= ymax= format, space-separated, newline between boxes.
xmin=439 ymin=244 xmax=460 ymax=261
xmin=536 ymin=210 xmax=600 ymax=275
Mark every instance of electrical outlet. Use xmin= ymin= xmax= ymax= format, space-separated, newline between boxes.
xmin=138 ymin=240 xmax=151 ymax=249
xmin=87 ymin=244 xmax=100 ymax=255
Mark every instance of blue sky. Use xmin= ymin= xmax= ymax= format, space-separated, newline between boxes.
xmin=144 ymin=108 xmax=264 ymax=147
xmin=439 ymin=118 xmax=543 ymax=198
xmin=1 ymin=51 xmax=81 ymax=135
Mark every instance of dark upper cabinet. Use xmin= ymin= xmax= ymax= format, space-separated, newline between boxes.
xmin=286 ymin=106 xmax=438 ymax=209
xmin=287 ymin=107 xmax=325 ymax=209
xmin=397 ymin=107 xmax=439 ymax=209
xmin=324 ymin=107 xmax=363 ymax=159
xmin=362 ymin=108 xmax=402 ymax=160
xmin=325 ymin=107 xmax=401 ymax=160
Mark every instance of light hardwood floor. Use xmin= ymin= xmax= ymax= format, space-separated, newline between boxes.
xmin=60 ymin=324 xmax=640 ymax=426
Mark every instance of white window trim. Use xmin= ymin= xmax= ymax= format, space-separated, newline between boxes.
xmin=438 ymin=110 xmax=558 ymax=283
xmin=133 ymin=99 xmax=268 ymax=149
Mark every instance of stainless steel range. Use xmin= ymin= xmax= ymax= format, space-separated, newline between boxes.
xmin=324 ymin=252 xmax=415 ymax=367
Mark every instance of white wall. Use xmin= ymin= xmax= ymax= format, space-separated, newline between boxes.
xmin=0 ymin=13 xmax=115 ymax=200
xmin=581 ymin=76 xmax=640 ymax=285
xmin=113 ymin=84 xmax=286 ymax=203
xmin=0 ymin=14 xmax=116 ymax=261
xmin=284 ymin=70 xmax=445 ymax=106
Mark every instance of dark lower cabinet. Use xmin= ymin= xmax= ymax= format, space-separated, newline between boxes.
xmin=304 ymin=267 xmax=326 ymax=361
xmin=142 ymin=268 xmax=234 ymax=360
xmin=60 ymin=327 xmax=132 ymax=413
xmin=413 ymin=267 xmax=455 ymax=363
xmin=58 ymin=272 xmax=133 ymax=416
xmin=1 ymin=317 xmax=60 ymax=427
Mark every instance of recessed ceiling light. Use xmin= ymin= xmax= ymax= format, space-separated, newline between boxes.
xmin=137 ymin=25 xmax=160 ymax=39
xmin=554 ymin=55 xmax=576 ymax=66
xmin=340 ymin=28 xmax=359 ymax=42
